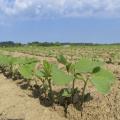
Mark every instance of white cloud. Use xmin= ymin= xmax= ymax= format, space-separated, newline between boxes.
xmin=0 ymin=0 xmax=120 ymax=18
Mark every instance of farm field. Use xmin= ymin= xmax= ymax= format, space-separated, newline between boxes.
xmin=0 ymin=45 xmax=120 ymax=120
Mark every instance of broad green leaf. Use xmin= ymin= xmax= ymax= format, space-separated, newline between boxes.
xmin=0 ymin=55 xmax=13 ymax=65
xmin=13 ymin=57 xmax=37 ymax=65
xmin=19 ymin=62 xmax=36 ymax=79
xmin=91 ymin=69 xmax=115 ymax=94
xmin=35 ymin=70 xmax=44 ymax=78
xmin=0 ymin=55 xmax=37 ymax=67
xmin=51 ymin=65 xmax=73 ymax=85
xmin=75 ymin=58 xmax=103 ymax=73
xmin=57 ymin=54 xmax=67 ymax=65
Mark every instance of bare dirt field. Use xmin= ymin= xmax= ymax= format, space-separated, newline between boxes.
xmin=0 ymin=74 xmax=66 ymax=120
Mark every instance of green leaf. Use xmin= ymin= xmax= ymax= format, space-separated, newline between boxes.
xmin=19 ymin=62 xmax=36 ymax=80
xmin=66 ymin=63 xmax=72 ymax=73
xmin=51 ymin=65 xmax=73 ymax=85
xmin=0 ymin=55 xmax=13 ymax=65
xmin=91 ymin=69 xmax=115 ymax=94
xmin=57 ymin=54 xmax=67 ymax=65
xmin=0 ymin=55 xmax=37 ymax=67
xmin=43 ymin=60 xmax=52 ymax=77
xmin=14 ymin=57 xmax=37 ymax=65
xmin=69 ymin=64 xmax=75 ymax=74
xmin=35 ymin=70 xmax=44 ymax=78
xmin=61 ymin=88 xmax=72 ymax=97
xmin=75 ymin=58 xmax=103 ymax=73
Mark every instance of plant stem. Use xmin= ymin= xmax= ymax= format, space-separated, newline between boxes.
xmin=10 ymin=63 xmax=13 ymax=78
xmin=80 ymin=79 xmax=88 ymax=108
xmin=64 ymin=98 xmax=68 ymax=118
xmin=72 ymin=77 xmax=76 ymax=103
xmin=48 ymin=78 xmax=53 ymax=105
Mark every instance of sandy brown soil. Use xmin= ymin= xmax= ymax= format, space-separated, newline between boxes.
xmin=66 ymin=79 xmax=120 ymax=120
xmin=0 ymin=74 xmax=120 ymax=120
xmin=0 ymin=74 xmax=66 ymax=120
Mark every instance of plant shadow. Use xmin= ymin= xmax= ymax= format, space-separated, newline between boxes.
xmin=16 ymin=80 xmax=30 ymax=90
xmin=31 ymin=86 xmax=93 ymax=114
xmin=73 ymin=93 xmax=93 ymax=111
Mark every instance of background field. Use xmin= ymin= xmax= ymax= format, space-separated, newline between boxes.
xmin=0 ymin=44 xmax=120 ymax=120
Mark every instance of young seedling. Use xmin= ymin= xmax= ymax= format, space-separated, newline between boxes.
xmin=35 ymin=60 xmax=54 ymax=106
xmin=0 ymin=55 xmax=16 ymax=78
xmin=51 ymin=63 xmax=73 ymax=117
xmin=0 ymin=55 xmax=38 ymax=79
xmin=57 ymin=55 xmax=115 ymax=114
xmin=18 ymin=61 xmax=37 ymax=89
xmin=74 ymin=58 xmax=115 ymax=109
xmin=0 ymin=55 xmax=9 ymax=74
xmin=57 ymin=54 xmax=78 ymax=103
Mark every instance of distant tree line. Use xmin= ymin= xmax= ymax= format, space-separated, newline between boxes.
xmin=0 ymin=41 xmax=120 ymax=47
xmin=28 ymin=41 xmax=61 ymax=46
xmin=0 ymin=41 xmax=22 ymax=47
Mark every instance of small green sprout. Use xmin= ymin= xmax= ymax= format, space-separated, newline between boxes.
xmin=57 ymin=55 xmax=116 ymax=110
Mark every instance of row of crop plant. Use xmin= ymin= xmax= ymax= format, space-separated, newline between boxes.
xmin=0 ymin=54 xmax=116 ymax=117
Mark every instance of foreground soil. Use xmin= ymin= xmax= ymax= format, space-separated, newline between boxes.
xmin=0 ymin=74 xmax=66 ymax=120
xmin=0 ymin=72 xmax=120 ymax=120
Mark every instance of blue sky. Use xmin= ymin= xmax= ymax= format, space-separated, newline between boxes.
xmin=0 ymin=0 xmax=120 ymax=43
